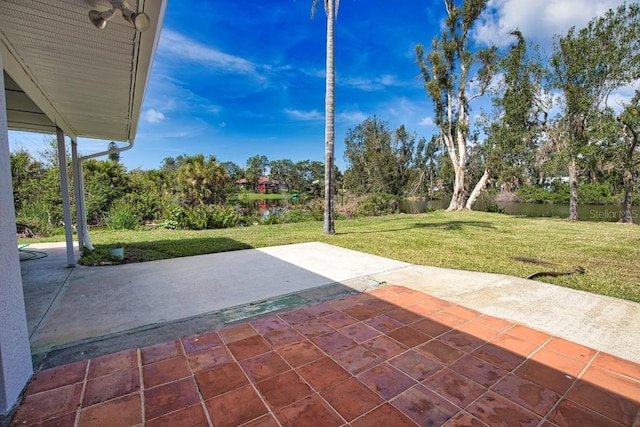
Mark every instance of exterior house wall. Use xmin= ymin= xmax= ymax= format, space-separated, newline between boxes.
xmin=0 ymin=52 xmax=33 ymax=415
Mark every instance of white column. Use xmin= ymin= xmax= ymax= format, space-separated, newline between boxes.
xmin=71 ymin=138 xmax=84 ymax=250
xmin=56 ymin=127 xmax=74 ymax=267
xmin=0 ymin=53 xmax=33 ymax=416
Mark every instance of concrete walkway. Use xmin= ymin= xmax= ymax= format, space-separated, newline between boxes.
xmin=21 ymin=241 xmax=640 ymax=364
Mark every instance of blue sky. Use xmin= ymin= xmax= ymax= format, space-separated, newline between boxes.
xmin=9 ymin=0 xmax=629 ymax=171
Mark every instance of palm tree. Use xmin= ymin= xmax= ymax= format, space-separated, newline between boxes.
xmin=311 ymin=0 xmax=339 ymax=234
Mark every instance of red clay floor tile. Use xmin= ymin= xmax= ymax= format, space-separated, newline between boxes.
xmin=351 ymin=402 xmax=416 ymax=427
xmin=489 ymin=333 xmax=539 ymax=358
xmin=205 ymin=383 xmax=268 ymax=427
xmin=83 ymin=367 xmax=140 ymax=406
xmin=392 ymin=383 xmax=460 ymax=427
xmin=444 ymin=305 xmax=481 ymax=322
xmin=358 ymin=362 xmax=416 ymax=400
xmin=472 ymin=314 xmax=514 ymax=332
xmin=242 ymin=413 xmax=281 ymax=427
xmin=439 ymin=329 xmax=486 ymax=353
xmin=141 ymin=339 xmax=184 ymax=365
xmin=385 ymin=307 xmax=425 ymax=325
xmin=339 ymin=322 xmax=381 ymax=343
xmin=296 ymin=356 xmax=351 ymax=391
xmin=416 ymin=339 xmax=465 ymax=366
xmin=227 ymin=335 xmax=272 ymax=360
xmin=240 ymin=351 xmax=290 ymax=382
xmin=320 ymin=377 xmax=384 ymax=421
xmin=412 ymin=317 xmax=452 ymax=337
xmin=592 ymin=351 xmax=640 ymax=381
xmin=146 ymin=403 xmax=208 ymax=427
xmin=277 ymin=340 xmax=324 ymax=367
xmin=218 ymin=322 xmax=258 ymax=344
xmin=424 ymin=367 xmax=487 ymax=408
xmin=11 ymin=383 xmax=83 ymax=425
xmin=429 ymin=311 xmax=468 ymax=329
xmin=515 ymin=358 xmax=577 ymax=395
xmin=311 ymin=330 xmax=356 ymax=355
xmin=187 ymin=345 xmax=235 ymax=373
xmin=306 ymin=302 xmax=339 ymax=318
xmin=194 ymin=362 xmax=249 ymax=400
xmin=182 ymin=330 xmax=223 ymax=354
xmin=142 ymin=356 xmax=190 ymax=389
xmin=274 ymin=393 xmax=344 ymax=427
xmin=566 ymin=365 xmax=640 ymax=425
xmin=87 ymin=348 xmax=138 ymax=379
xmin=256 ymin=370 xmax=313 ymax=409
xmin=389 ymin=349 xmax=443 ymax=381
xmin=457 ymin=321 xmax=501 ymax=342
xmin=543 ymin=336 xmax=598 ymax=363
xmin=387 ymin=325 xmax=432 ymax=348
xmin=25 ymin=359 xmax=87 ymax=395
xmin=320 ymin=311 xmax=358 ymax=328
xmin=449 ymin=354 xmax=508 ymax=388
xmin=362 ymin=335 xmax=407 ymax=359
xmin=144 ymin=377 xmax=200 ymax=420
xmin=364 ymin=314 xmax=404 ymax=334
xmin=344 ymin=304 xmax=380 ymax=321
xmin=466 ymin=391 xmax=541 ymax=427
xmin=79 ymin=393 xmax=142 ymax=427
xmin=293 ymin=318 xmax=335 ymax=338
xmin=279 ymin=308 xmax=315 ymax=325
xmin=492 ymin=373 xmax=560 ymax=416
xmin=263 ymin=325 xmax=306 ymax=347
xmin=250 ymin=315 xmax=290 ymax=334
xmin=442 ymin=411 xmax=489 ymax=426
xmin=529 ymin=347 xmax=587 ymax=377
xmin=471 ymin=341 xmax=526 ymax=371
xmin=506 ymin=324 xmax=551 ymax=346
xmin=333 ymin=344 xmax=384 ymax=375
xmin=547 ymin=398 xmax=623 ymax=427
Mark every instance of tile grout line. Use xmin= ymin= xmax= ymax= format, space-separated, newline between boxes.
xmin=136 ymin=348 xmax=145 ymax=426
xmin=179 ymin=338 xmax=215 ymax=427
xmin=74 ymin=359 xmax=91 ymax=427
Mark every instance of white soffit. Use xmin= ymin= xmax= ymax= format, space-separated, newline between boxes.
xmin=0 ymin=0 xmax=166 ymax=142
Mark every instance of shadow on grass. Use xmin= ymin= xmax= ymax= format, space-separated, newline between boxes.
xmin=336 ymin=220 xmax=495 ymax=235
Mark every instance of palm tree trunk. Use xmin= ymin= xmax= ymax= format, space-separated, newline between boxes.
xmin=323 ymin=0 xmax=335 ymax=234
xmin=620 ymin=168 xmax=635 ymax=223
xmin=568 ymin=157 xmax=579 ymax=221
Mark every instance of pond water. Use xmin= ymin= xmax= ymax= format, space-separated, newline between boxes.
xmin=238 ymin=196 xmax=638 ymax=223
xmin=398 ymin=198 xmax=639 ymax=223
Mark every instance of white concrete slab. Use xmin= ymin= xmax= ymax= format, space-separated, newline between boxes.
xmin=371 ymin=265 xmax=640 ymax=363
xmin=29 ymin=242 xmax=408 ymax=351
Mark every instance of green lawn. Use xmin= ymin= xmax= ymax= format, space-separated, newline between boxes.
xmin=30 ymin=210 xmax=640 ymax=302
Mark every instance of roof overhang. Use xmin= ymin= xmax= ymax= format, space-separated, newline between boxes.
xmin=0 ymin=0 xmax=167 ymax=142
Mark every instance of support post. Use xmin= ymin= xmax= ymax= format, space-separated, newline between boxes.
xmin=0 ymin=51 xmax=33 ymax=416
xmin=56 ymin=127 xmax=75 ymax=267
xmin=71 ymin=138 xmax=84 ymax=250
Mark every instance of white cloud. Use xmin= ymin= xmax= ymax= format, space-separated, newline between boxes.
xmin=474 ymin=0 xmax=628 ymax=48
xmin=284 ymin=108 xmax=324 ymax=120
xmin=143 ymin=109 xmax=166 ymax=124
xmin=337 ymin=110 xmax=367 ymax=123
xmin=343 ymin=74 xmax=405 ymax=91
xmin=419 ymin=116 xmax=435 ymax=127
xmin=159 ymin=30 xmax=256 ymax=74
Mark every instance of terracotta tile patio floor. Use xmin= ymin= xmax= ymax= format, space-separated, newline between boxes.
xmin=11 ymin=285 xmax=640 ymax=426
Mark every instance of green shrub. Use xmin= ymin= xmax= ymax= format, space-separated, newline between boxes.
xmin=105 ymin=199 xmax=140 ymax=230
xmin=578 ymin=182 xmax=617 ymax=205
xmin=16 ymin=200 xmax=57 ymax=236
xmin=166 ymin=205 xmax=239 ymax=230
xmin=355 ymin=193 xmax=399 ymax=216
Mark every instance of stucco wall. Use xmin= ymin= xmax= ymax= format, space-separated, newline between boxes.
xmin=0 ymin=53 xmax=33 ymax=415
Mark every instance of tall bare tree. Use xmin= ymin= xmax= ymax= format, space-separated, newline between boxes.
xmin=311 ymin=0 xmax=339 ymax=233
xmin=416 ymin=0 xmax=497 ymax=211
xmin=550 ymin=3 xmax=640 ymax=220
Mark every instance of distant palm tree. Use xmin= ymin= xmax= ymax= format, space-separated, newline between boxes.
xmin=311 ymin=0 xmax=339 ymax=234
